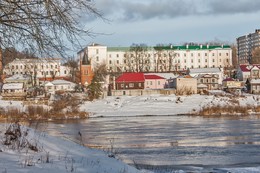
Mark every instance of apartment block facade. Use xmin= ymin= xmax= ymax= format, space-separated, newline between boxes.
xmin=237 ymin=29 xmax=260 ymax=64
xmin=79 ymin=43 xmax=232 ymax=73
xmin=3 ymin=58 xmax=72 ymax=84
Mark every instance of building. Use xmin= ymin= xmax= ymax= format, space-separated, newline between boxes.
xmin=222 ymin=78 xmax=242 ymax=92
xmin=144 ymin=74 xmax=166 ymax=89
xmin=79 ymin=52 xmax=94 ymax=86
xmin=80 ymin=43 xmax=232 ymax=73
xmin=114 ymin=73 xmax=145 ymax=90
xmin=237 ymin=64 xmax=260 ymax=81
xmin=3 ymin=58 xmax=72 ymax=85
xmin=171 ymin=75 xmax=197 ymax=94
xmin=237 ymin=29 xmax=260 ymax=64
xmin=77 ymin=43 xmax=107 ymax=70
xmin=246 ymin=78 xmax=260 ymax=94
xmin=44 ymin=79 xmax=77 ymax=93
xmin=188 ymin=67 xmax=224 ymax=85
xmin=196 ymin=74 xmax=219 ymax=90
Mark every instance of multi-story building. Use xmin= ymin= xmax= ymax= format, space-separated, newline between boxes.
xmin=3 ymin=58 xmax=72 ymax=85
xmin=237 ymin=29 xmax=260 ymax=64
xmin=79 ymin=43 xmax=232 ymax=74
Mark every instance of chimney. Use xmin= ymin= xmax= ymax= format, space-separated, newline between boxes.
xmin=186 ymin=44 xmax=189 ymax=49
xmin=206 ymin=44 xmax=209 ymax=49
xmin=200 ymin=45 xmax=202 ymax=49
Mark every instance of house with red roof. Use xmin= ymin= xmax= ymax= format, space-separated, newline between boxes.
xmin=237 ymin=64 xmax=260 ymax=81
xmin=222 ymin=78 xmax=242 ymax=91
xmin=115 ymin=72 xmax=145 ymax=90
xmin=144 ymin=74 xmax=166 ymax=89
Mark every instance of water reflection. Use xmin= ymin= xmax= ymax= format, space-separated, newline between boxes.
xmin=36 ymin=116 xmax=260 ymax=170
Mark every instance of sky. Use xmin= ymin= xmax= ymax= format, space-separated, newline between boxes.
xmin=81 ymin=0 xmax=260 ymax=47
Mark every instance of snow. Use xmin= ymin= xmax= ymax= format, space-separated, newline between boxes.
xmin=80 ymin=93 xmax=260 ymax=117
xmin=0 ymin=123 xmax=141 ymax=173
xmin=1 ymin=93 xmax=260 ymax=173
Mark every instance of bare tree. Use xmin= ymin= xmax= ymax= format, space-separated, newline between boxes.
xmin=0 ymin=0 xmax=102 ymax=57
xmin=124 ymin=44 xmax=149 ymax=72
xmin=251 ymin=47 xmax=260 ymax=64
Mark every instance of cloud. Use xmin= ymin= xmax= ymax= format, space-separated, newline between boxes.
xmin=93 ymin=0 xmax=260 ymax=21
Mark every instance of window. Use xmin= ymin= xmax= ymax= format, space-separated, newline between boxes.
xmin=213 ymin=59 xmax=215 ymax=62
xmin=226 ymin=53 xmax=229 ymax=56
xmin=212 ymin=79 xmax=215 ymax=83
xmin=64 ymin=70 xmax=67 ymax=74
xmin=16 ymin=65 xmax=18 ymax=69
xmin=121 ymin=84 xmax=124 ymax=87
xmin=116 ymin=54 xmax=119 ymax=58
xmin=191 ymin=53 xmax=193 ymax=57
xmin=150 ymin=81 xmax=152 ymax=85
xmin=200 ymin=79 xmax=203 ymax=83
xmin=96 ymin=49 xmax=99 ymax=54
xmin=117 ymin=60 xmax=119 ymax=64
xmin=205 ymin=53 xmax=208 ymax=56
xmin=205 ymin=59 xmax=207 ymax=62
xmin=158 ymin=81 xmax=160 ymax=85
xmin=96 ymin=56 xmax=99 ymax=61
xmin=184 ymin=59 xmax=186 ymax=63
xmin=191 ymin=59 xmax=193 ymax=63
xmin=109 ymin=60 xmax=112 ymax=64
xmin=212 ymin=53 xmax=215 ymax=56
xmin=138 ymin=83 xmax=142 ymax=87
xmin=219 ymin=53 xmax=221 ymax=56
xmin=198 ymin=59 xmax=200 ymax=63
xmin=198 ymin=53 xmax=200 ymax=56
xmin=51 ymin=65 xmax=53 ymax=69
xmin=129 ymin=83 xmax=134 ymax=88
xmin=184 ymin=53 xmax=186 ymax=57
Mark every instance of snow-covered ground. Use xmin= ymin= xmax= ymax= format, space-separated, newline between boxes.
xmin=80 ymin=93 xmax=260 ymax=117
xmin=0 ymin=123 xmax=142 ymax=173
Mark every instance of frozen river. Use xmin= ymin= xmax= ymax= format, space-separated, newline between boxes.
xmin=39 ymin=115 xmax=260 ymax=172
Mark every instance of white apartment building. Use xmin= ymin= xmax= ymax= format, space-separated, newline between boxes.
xmin=78 ymin=43 xmax=232 ymax=73
xmin=77 ymin=43 xmax=107 ymax=70
xmin=237 ymin=29 xmax=260 ymax=64
xmin=3 ymin=58 xmax=72 ymax=83
xmin=107 ymin=45 xmax=232 ymax=73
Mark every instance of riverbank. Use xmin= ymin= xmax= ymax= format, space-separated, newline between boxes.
xmin=80 ymin=93 xmax=260 ymax=117
xmin=0 ymin=123 xmax=142 ymax=173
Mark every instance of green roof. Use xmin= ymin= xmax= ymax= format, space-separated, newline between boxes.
xmin=108 ymin=45 xmax=231 ymax=52
xmin=107 ymin=47 xmax=130 ymax=52
xmin=154 ymin=45 xmax=231 ymax=50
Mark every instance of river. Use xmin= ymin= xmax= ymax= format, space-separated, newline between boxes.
xmin=36 ymin=115 xmax=260 ymax=172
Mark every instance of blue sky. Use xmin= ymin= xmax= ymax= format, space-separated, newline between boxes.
xmin=81 ymin=0 xmax=260 ymax=47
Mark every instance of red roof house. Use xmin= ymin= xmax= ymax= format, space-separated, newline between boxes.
xmin=115 ymin=73 xmax=145 ymax=90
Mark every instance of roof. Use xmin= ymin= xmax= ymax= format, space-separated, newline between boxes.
xmin=250 ymin=79 xmax=260 ymax=84
xmin=189 ymin=67 xmax=222 ymax=74
xmin=177 ymin=75 xmax=193 ymax=78
xmin=197 ymin=84 xmax=208 ymax=88
xmin=154 ymin=45 xmax=231 ymax=51
xmin=2 ymin=83 xmax=23 ymax=90
xmin=116 ymin=73 xmax=145 ymax=83
xmin=51 ymin=80 xmax=76 ymax=85
xmin=239 ymin=64 xmax=260 ymax=72
xmin=146 ymin=73 xmax=178 ymax=79
xmin=223 ymin=78 xmax=235 ymax=82
xmin=144 ymin=74 xmax=165 ymax=80
xmin=5 ymin=74 xmax=31 ymax=81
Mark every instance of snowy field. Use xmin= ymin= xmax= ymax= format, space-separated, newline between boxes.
xmin=80 ymin=93 xmax=260 ymax=117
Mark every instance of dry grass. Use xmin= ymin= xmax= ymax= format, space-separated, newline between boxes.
xmin=198 ymin=105 xmax=250 ymax=116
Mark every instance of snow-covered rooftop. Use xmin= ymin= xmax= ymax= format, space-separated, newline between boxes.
xmin=2 ymin=83 xmax=23 ymax=90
